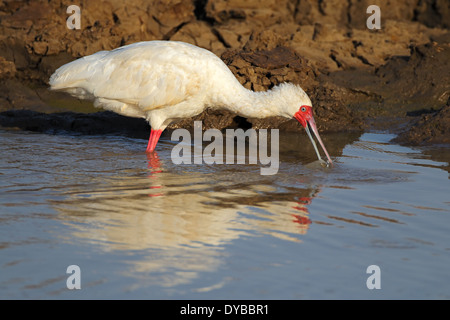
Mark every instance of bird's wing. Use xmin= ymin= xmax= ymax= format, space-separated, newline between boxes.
xmin=49 ymin=42 xmax=206 ymax=111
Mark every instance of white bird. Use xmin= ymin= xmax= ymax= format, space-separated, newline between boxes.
xmin=49 ymin=40 xmax=332 ymax=165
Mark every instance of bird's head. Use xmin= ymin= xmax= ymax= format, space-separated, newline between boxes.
xmin=276 ymin=83 xmax=333 ymax=167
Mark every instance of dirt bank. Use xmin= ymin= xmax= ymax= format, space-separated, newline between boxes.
xmin=0 ymin=0 xmax=449 ymax=145
xmin=393 ymin=103 xmax=450 ymax=146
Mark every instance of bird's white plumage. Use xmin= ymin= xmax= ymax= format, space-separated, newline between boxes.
xmin=49 ymin=41 xmax=311 ymax=131
xmin=52 ymin=41 xmax=229 ymax=128
xmin=48 ymin=40 xmax=334 ymax=164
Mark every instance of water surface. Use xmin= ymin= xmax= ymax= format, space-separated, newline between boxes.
xmin=1 ymin=128 xmax=449 ymax=299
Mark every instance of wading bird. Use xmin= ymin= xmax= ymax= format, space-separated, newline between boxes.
xmin=49 ymin=41 xmax=332 ymax=166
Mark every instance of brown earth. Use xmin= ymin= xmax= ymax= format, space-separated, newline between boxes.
xmin=393 ymin=103 xmax=450 ymax=145
xmin=0 ymin=0 xmax=449 ymax=145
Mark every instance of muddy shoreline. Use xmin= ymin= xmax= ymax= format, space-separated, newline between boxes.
xmin=0 ymin=0 xmax=449 ymax=145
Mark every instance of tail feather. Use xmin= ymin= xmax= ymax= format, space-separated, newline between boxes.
xmin=49 ymin=50 xmax=109 ymax=94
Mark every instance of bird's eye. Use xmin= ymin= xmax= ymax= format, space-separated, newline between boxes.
xmin=301 ymin=107 xmax=307 ymax=112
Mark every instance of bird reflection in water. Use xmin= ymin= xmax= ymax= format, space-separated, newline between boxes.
xmin=146 ymin=151 xmax=164 ymax=197
xmin=143 ymin=149 xmax=319 ymax=232
xmin=290 ymin=185 xmax=325 ymax=231
xmin=292 ymin=197 xmax=313 ymax=229
xmin=51 ymin=162 xmax=322 ymax=287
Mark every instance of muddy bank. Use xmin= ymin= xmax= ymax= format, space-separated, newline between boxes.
xmin=393 ymin=104 xmax=450 ymax=146
xmin=324 ymin=34 xmax=450 ymax=144
xmin=0 ymin=0 xmax=449 ymax=145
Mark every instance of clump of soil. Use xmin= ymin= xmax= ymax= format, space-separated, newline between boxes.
xmin=394 ymin=104 xmax=450 ymax=145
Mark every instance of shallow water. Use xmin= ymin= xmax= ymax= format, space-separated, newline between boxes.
xmin=0 ymin=128 xmax=449 ymax=299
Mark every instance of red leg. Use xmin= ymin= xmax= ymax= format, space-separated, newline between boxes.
xmin=146 ymin=129 xmax=162 ymax=152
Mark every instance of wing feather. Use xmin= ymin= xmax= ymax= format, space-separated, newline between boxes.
xmin=49 ymin=41 xmax=208 ymax=112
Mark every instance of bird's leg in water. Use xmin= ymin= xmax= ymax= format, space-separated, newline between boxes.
xmin=146 ymin=129 xmax=162 ymax=152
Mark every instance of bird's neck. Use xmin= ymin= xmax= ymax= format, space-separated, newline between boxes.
xmin=216 ymin=85 xmax=285 ymax=119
